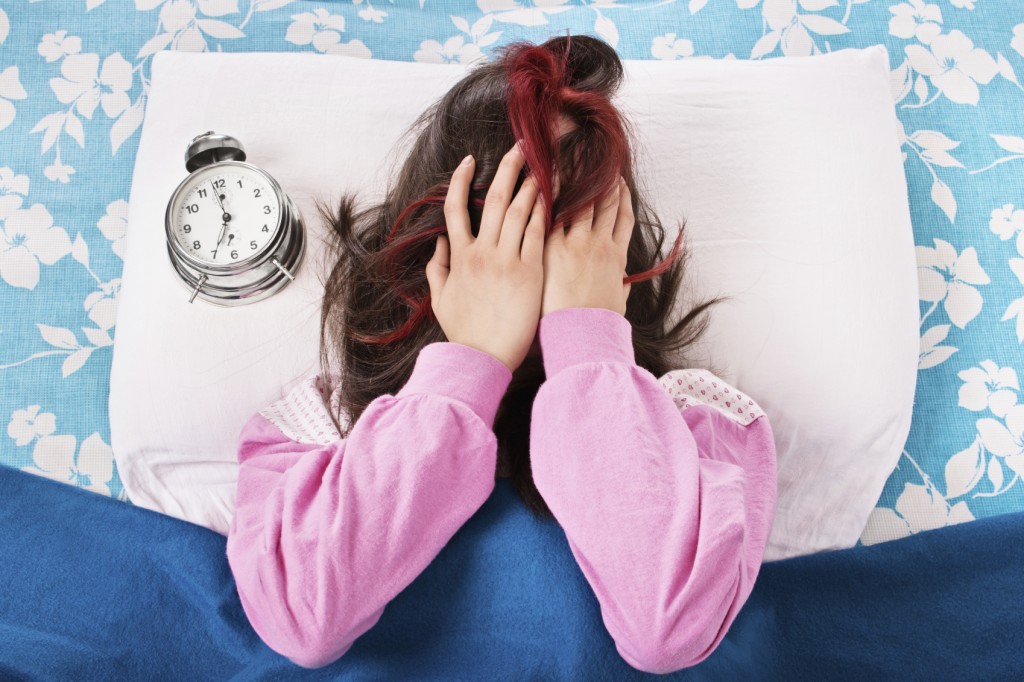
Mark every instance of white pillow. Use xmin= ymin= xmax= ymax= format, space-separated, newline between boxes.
xmin=109 ymin=45 xmax=918 ymax=561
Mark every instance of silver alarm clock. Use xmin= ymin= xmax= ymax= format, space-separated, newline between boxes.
xmin=164 ymin=131 xmax=306 ymax=305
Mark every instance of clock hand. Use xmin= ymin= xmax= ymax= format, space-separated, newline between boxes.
xmin=210 ymin=180 xmax=230 ymax=223
xmin=212 ymin=222 xmax=228 ymax=259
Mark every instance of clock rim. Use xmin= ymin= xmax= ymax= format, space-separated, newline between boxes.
xmin=165 ymin=160 xmax=287 ymax=273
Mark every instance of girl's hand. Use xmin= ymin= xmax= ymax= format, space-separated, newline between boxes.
xmin=426 ymin=143 xmax=548 ymax=374
xmin=542 ymin=176 xmax=634 ymax=318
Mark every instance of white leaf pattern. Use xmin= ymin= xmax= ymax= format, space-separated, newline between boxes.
xmin=62 ymin=347 xmax=94 ymax=377
xmin=800 ymin=14 xmax=850 ymax=36
xmin=992 ymin=134 xmax=1024 ymax=154
xmin=996 ymin=52 xmax=1020 ymax=87
xmin=930 ymin=177 xmax=956 ymax=222
xmin=944 ymin=438 xmax=985 ymax=498
xmin=37 ymin=324 xmax=79 ymax=350
xmin=110 ymin=95 xmax=145 ymax=154
xmin=71 ymin=233 xmax=89 ymax=266
xmin=594 ymin=12 xmax=619 ymax=48
xmin=751 ymin=30 xmax=781 ymax=58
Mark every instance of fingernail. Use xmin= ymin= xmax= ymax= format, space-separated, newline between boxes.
xmin=461 ymin=154 xmax=474 ymax=166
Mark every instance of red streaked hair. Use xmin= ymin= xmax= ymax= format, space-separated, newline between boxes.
xmin=349 ymin=32 xmax=686 ymax=346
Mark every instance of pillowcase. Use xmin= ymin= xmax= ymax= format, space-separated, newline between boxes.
xmin=109 ymin=45 xmax=918 ymax=561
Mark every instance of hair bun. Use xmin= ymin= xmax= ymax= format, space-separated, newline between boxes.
xmin=542 ymin=34 xmax=624 ymax=97
xmin=499 ymin=34 xmax=623 ymax=99
xmin=499 ymin=34 xmax=625 ymax=158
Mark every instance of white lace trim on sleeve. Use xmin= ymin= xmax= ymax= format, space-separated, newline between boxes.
xmin=658 ymin=368 xmax=767 ymax=427
xmin=258 ymin=371 xmax=351 ymax=446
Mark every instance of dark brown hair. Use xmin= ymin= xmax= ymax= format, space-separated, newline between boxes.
xmin=313 ymin=34 xmax=731 ymax=518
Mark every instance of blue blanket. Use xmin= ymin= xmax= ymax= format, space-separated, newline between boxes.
xmin=1 ymin=464 xmax=1020 ymax=680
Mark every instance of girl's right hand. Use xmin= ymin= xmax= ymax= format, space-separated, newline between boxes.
xmin=426 ymin=142 xmax=548 ymax=374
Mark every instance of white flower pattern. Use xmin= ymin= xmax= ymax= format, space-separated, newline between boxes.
xmin=0 ymin=65 xmax=28 ymax=132
xmin=285 ymin=9 xmax=371 ymax=58
xmin=989 ymin=203 xmax=1024 ymax=255
xmin=414 ymin=36 xmax=484 ymax=64
xmin=7 ymin=405 xmax=57 ymax=446
xmin=861 ymin=482 xmax=975 ymax=545
xmin=49 ymin=51 xmax=134 ymax=120
xmin=22 ymin=432 xmax=115 ymax=496
xmin=97 ymin=199 xmax=129 ymax=260
xmin=958 ymin=360 xmax=1018 ymax=417
xmin=651 ymin=33 xmax=695 ymax=60
xmin=38 ymin=30 xmax=82 ymax=62
xmin=888 ymin=0 xmax=942 ymax=45
xmin=0 ymin=167 xmax=29 ymax=219
xmin=0 ymin=204 xmax=72 ymax=290
xmin=917 ymin=237 xmax=990 ymax=329
xmin=905 ymin=29 xmax=998 ymax=105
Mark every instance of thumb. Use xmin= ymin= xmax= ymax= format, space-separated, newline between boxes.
xmin=426 ymin=235 xmax=450 ymax=302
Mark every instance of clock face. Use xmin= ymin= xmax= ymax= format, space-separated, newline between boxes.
xmin=170 ymin=164 xmax=281 ymax=266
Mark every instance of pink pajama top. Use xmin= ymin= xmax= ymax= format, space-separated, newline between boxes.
xmin=225 ymin=306 xmax=777 ymax=674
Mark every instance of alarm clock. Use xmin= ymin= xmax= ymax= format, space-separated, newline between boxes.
xmin=164 ymin=131 xmax=306 ymax=305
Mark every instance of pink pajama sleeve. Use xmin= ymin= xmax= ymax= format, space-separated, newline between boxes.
xmin=530 ymin=306 xmax=778 ymax=675
xmin=225 ymin=341 xmax=513 ymax=669
xmin=225 ymin=306 xmax=777 ymax=673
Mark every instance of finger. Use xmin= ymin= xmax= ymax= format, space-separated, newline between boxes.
xmin=443 ymin=155 xmax=476 ymax=253
xmin=521 ymin=185 xmax=547 ymax=263
xmin=591 ymin=176 xmax=623 ymax=238
xmin=499 ymin=173 xmax=540 ymax=254
xmin=611 ymin=178 xmax=635 ymax=251
xmin=479 ymin=142 xmax=527 ymax=247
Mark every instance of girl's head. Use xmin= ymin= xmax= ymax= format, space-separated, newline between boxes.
xmin=315 ymin=34 xmax=730 ymax=518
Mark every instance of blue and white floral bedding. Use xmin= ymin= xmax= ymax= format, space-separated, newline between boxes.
xmin=1 ymin=0 xmax=1022 ymax=548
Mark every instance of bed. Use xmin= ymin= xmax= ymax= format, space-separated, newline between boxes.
xmin=2 ymin=0 xmax=1023 ymax=678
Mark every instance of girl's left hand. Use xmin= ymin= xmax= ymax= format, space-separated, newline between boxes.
xmin=541 ymin=176 xmax=635 ymax=318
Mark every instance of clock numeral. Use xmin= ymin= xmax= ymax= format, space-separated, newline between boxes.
xmin=183 ymin=224 xmax=191 ymax=233
xmin=230 ymin=250 xmax=238 ymax=260
xmin=237 ymin=179 xmax=244 ymax=188
xmin=192 ymin=240 xmax=201 ymax=250
xmin=253 ymin=188 xmax=261 ymax=198
xmin=261 ymin=224 xmax=269 ymax=232
xmin=250 ymin=240 xmax=258 ymax=250
xmin=263 ymin=205 xmax=271 ymax=214
xmin=214 ymin=178 xmax=226 ymax=189
xmin=198 ymin=188 xmax=207 ymax=198
xmin=185 ymin=203 xmax=199 ymax=214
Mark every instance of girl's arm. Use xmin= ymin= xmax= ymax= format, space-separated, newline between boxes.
xmin=225 ymin=341 xmax=512 ymax=669
xmin=529 ymin=306 xmax=778 ymax=675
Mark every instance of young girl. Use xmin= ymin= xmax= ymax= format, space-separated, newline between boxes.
xmin=225 ymin=34 xmax=777 ymax=675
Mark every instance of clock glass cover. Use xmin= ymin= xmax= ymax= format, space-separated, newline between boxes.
xmin=170 ymin=164 xmax=281 ymax=266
